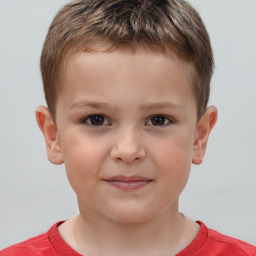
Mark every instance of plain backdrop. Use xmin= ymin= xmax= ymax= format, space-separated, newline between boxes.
xmin=0 ymin=0 xmax=256 ymax=249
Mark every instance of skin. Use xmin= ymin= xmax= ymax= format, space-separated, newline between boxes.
xmin=36 ymin=46 xmax=217 ymax=256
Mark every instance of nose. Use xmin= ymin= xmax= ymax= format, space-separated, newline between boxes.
xmin=110 ymin=127 xmax=146 ymax=164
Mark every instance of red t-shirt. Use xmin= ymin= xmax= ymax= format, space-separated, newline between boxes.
xmin=1 ymin=221 xmax=256 ymax=256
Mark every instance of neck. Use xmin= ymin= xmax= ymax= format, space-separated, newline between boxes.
xmin=70 ymin=200 xmax=199 ymax=256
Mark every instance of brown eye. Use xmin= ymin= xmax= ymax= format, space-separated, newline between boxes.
xmin=84 ymin=115 xmax=109 ymax=126
xmin=148 ymin=115 xmax=171 ymax=126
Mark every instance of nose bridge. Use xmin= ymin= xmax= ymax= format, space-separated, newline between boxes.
xmin=111 ymin=124 xmax=145 ymax=163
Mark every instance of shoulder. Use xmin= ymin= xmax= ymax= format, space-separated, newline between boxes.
xmin=0 ymin=222 xmax=62 ymax=256
xmin=0 ymin=234 xmax=52 ymax=256
xmin=179 ymin=221 xmax=256 ymax=256
xmin=202 ymin=222 xmax=256 ymax=256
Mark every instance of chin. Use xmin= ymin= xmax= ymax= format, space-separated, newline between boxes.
xmin=106 ymin=205 xmax=156 ymax=224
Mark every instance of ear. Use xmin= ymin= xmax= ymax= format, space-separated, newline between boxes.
xmin=35 ymin=105 xmax=64 ymax=165
xmin=192 ymin=106 xmax=218 ymax=165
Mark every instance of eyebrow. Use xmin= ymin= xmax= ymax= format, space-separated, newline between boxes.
xmin=69 ymin=101 xmax=184 ymax=112
xmin=69 ymin=101 xmax=118 ymax=112
xmin=139 ymin=102 xmax=184 ymax=111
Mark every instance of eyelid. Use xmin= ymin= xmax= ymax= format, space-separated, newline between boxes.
xmin=80 ymin=114 xmax=174 ymax=127
xmin=82 ymin=114 xmax=110 ymax=126
xmin=145 ymin=114 xmax=174 ymax=126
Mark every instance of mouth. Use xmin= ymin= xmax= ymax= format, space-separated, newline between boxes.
xmin=103 ymin=175 xmax=153 ymax=191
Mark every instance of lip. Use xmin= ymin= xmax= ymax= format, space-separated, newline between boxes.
xmin=103 ymin=175 xmax=153 ymax=191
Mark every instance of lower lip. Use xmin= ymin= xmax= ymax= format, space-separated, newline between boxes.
xmin=105 ymin=180 xmax=152 ymax=191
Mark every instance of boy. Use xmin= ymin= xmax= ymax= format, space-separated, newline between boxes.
xmin=1 ymin=0 xmax=255 ymax=255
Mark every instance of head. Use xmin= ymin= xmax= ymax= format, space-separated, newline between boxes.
xmin=36 ymin=0 xmax=217 ymax=224
xmin=40 ymin=0 xmax=214 ymax=120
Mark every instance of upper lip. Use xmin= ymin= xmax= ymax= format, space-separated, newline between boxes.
xmin=104 ymin=175 xmax=153 ymax=182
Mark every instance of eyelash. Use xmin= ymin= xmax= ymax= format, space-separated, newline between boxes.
xmin=146 ymin=115 xmax=174 ymax=126
xmin=81 ymin=114 xmax=174 ymax=127
xmin=82 ymin=114 xmax=110 ymax=127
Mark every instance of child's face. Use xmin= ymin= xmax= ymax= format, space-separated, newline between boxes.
xmin=40 ymin=47 xmax=215 ymax=224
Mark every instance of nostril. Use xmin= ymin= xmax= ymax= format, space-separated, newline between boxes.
xmin=110 ymin=145 xmax=146 ymax=163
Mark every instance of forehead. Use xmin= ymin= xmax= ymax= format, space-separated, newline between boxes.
xmin=59 ymin=46 xmax=196 ymax=109
xmin=63 ymin=46 xmax=194 ymax=85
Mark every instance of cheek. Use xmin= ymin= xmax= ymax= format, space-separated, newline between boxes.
xmin=62 ymin=132 xmax=107 ymax=166
xmin=150 ymin=133 xmax=194 ymax=167
xmin=60 ymin=135 xmax=108 ymax=194
xmin=149 ymin=132 xmax=194 ymax=190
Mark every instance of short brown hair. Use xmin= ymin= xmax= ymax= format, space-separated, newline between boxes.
xmin=40 ymin=0 xmax=214 ymax=119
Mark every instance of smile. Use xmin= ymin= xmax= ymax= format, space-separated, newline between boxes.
xmin=103 ymin=175 xmax=153 ymax=191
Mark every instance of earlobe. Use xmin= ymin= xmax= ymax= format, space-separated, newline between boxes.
xmin=192 ymin=106 xmax=218 ymax=165
xmin=35 ymin=105 xmax=64 ymax=165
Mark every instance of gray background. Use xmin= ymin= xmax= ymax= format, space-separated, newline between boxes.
xmin=0 ymin=0 xmax=256 ymax=249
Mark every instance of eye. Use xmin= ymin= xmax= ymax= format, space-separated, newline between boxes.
xmin=146 ymin=115 xmax=172 ymax=126
xmin=83 ymin=115 xmax=110 ymax=126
